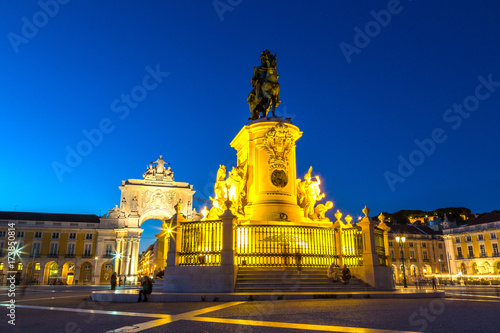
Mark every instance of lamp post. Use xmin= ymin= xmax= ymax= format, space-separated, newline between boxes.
xmin=94 ymin=256 xmax=98 ymax=285
xmin=447 ymin=253 xmax=453 ymax=283
xmin=396 ymin=236 xmax=408 ymax=288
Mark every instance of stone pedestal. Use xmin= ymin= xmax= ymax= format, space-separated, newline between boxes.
xmin=231 ymin=118 xmax=303 ymax=222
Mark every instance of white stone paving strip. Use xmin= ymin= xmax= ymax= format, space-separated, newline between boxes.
xmin=0 ymin=295 xmax=84 ymax=303
xmin=0 ymin=303 xmax=170 ymax=318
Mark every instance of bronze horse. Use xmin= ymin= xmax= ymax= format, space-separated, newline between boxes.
xmin=247 ymin=51 xmax=281 ymax=120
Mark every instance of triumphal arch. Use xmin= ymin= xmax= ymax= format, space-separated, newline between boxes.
xmin=100 ymin=155 xmax=194 ymax=280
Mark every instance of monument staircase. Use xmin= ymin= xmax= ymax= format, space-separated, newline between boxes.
xmin=234 ymin=267 xmax=375 ymax=292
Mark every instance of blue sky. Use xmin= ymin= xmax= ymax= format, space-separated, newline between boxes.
xmin=1 ymin=1 xmax=499 ymax=252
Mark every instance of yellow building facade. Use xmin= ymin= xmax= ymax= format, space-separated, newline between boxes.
xmin=0 ymin=211 xmax=114 ymax=285
xmin=443 ymin=211 xmax=500 ymax=282
xmin=389 ymin=224 xmax=448 ymax=284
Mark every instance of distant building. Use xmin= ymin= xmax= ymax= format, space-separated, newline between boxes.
xmin=0 ymin=211 xmax=115 ymax=285
xmin=389 ymin=224 xmax=448 ymax=283
xmin=443 ymin=210 xmax=500 ymax=280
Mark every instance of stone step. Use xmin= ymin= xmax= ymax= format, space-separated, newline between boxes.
xmin=234 ymin=267 xmax=371 ymax=292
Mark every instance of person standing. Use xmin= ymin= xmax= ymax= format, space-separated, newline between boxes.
xmin=431 ymin=276 xmax=437 ymax=290
xmin=295 ymin=249 xmax=302 ymax=275
xmin=110 ymin=272 xmax=117 ymax=290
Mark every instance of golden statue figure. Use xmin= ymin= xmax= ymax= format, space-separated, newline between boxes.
xmin=297 ymin=166 xmax=325 ymax=219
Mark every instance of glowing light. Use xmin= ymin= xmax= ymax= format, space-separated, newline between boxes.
xmin=201 ymin=206 xmax=208 ymax=220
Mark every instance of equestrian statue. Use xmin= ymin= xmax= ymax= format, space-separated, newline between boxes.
xmin=247 ymin=50 xmax=281 ymax=120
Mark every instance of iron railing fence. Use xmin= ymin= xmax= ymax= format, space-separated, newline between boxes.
xmin=179 ymin=220 xmax=223 ymax=266
xmin=341 ymin=227 xmax=363 ymax=267
xmin=374 ymin=227 xmax=387 ymax=266
xmin=234 ymin=225 xmax=338 ymax=267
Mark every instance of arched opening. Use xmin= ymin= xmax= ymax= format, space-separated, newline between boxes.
xmin=62 ymin=262 xmax=76 ymax=285
xmin=410 ymin=264 xmax=417 ymax=277
xmin=80 ymin=262 xmax=92 ymax=285
xmin=472 ymin=262 xmax=478 ymax=275
xmin=495 ymin=261 xmax=500 ymax=274
xmin=423 ymin=264 xmax=432 ymax=275
xmin=26 ymin=262 xmax=41 ymax=284
xmin=100 ymin=262 xmax=114 ymax=284
xmin=391 ymin=264 xmax=397 ymax=283
xmin=139 ymin=214 xmax=171 ymax=279
xmin=460 ymin=263 xmax=467 ymax=274
xmin=44 ymin=262 xmax=59 ymax=284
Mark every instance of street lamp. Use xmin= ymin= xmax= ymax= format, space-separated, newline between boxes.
xmin=395 ymin=236 xmax=408 ymax=288
xmin=94 ymin=256 xmax=98 ymax=285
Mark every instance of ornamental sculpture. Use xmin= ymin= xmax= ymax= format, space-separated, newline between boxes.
xmin=261 ymin=123 xmax=294 ymax=172
xmin=247 ymin=50 xmax=281 ymax=120
xmin=297 ymin=166 xmax=326 ymax=220
xmin=208 ymin=163 xmax=247 ymax=219
xmin=143 ymin=155 xmax=174 ymax=181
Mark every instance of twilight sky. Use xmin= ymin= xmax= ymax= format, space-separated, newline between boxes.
xmin=1 ymin=1 xmax=499 ymax=252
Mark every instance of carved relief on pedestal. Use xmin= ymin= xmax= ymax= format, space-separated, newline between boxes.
xmin=259 ymin=123 xmax=294 ymax=188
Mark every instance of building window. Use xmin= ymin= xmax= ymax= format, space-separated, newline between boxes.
xmin=478 ymin=234 xmax=484 ymax=241
xmin=17 ymin=262 xmax=23 ymax=271
xmin=438 ymin=243 xmax=442 ymax=249
xmin=480 ymin=245 xmax=486 ymax=257
xmin=0 ymin=231 xmax=5 ymax=238
xmin=466 ymin=235 xmax=472 ymax=242
xmin=490 ymin=233 xmax=497 ymax=240
xmin=52 ymin=232 xmax=59 ymax=239
xmin=468 ymin=245 xmax=474 ymax=257
xmin=105 ymin=244 xmax=113 ymax=257
xmin=389 ymin=241 xmax=393 ymax=247
xmin=0 ymin=241 xmax=4 ymax=256
xmin=69 ymin=233 xmax=76 ymax=240
xmin=422 ymin=243 xmax=427 ymax=248
xmin=84 ymin=244 xmax=92 ymax=257
xmin=35 ymin=262 xmax=40 ymax=270
xmin=85 ymin=234 xmax=93 ymax=240
xmin=457 ymin=247 xmax=463 ymax=258
xmin=410 ymin=251 xmax=415 ymax=259
xmin=0 ymin=262 xmax=3 ymax=270
xmin=34 ymin=232 xmax=42 ymax=238
xmin=409 ymin=242 xmax=414 ymax=248
xmin=32 ymin=243 xmax=41 ymax=257
xmin=455 ymin=237 xmax=460 ymax=243
xmin=67 ymin=244 xmax=75 ymax=256
xmin=390 ymin=250 xmax=395 ymax=259
xmin=399 ymin=250 xmax=404 ymax=259
xmin=440 ymin=254 xmax=444 ymax=260
xmin=423 ymin=251 xmax=428 ymax=260
xmin=49 ymin=243 xmax=58 ymax=256
xmin=16 ymin=231 xmax=24 ymax=238
xmin=493 ymin=244 xmax=499 ymax=256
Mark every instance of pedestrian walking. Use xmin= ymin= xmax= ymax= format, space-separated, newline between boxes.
xmin=110 ymin=272 xmax=117 ymax=290
xmin=431 ymin=276 xmax=437 ymax=290
xmin=295 ymin=249 xmax=302 ymax=275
